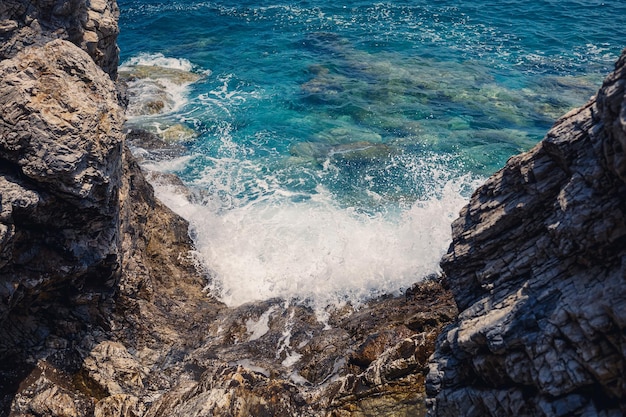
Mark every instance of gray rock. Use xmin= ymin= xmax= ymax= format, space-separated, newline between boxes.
xmin=426 ymin=51 xmax=626 ymax=416
xmin=0 ymin=0 xmax=119 ymax=78
xmin=0 ymin=38 xmax=124 ymax=330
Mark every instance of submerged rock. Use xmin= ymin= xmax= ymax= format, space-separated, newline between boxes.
xmin=426 ymin=50 xmax=626 ymax=416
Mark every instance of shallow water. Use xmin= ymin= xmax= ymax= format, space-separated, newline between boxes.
xmin=117 ymin=0 xmax=626 ymax=309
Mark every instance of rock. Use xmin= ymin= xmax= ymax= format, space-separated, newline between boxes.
xmin=0 ymin=0 xmax=120 ymax=78
xmin=158 ymin=124 xmax=198 ymax=142
xmin=144 ymin=364 xmax=313 ymax=417
xmin=0 ymin=39 xmax=124 ymax=344
xmin=119 ymin=63 xmax=204 ymax=117
xmin=10 ymin=360 xmax=95 ymax=417
xmin=82 ymin=342 xmax=148 ymax=396
xmin=116 ymin=277 xmax=455 ymax=417
xmin=0 ymin=5 xmax=224 ymax=414
xmin=125 ymin=128 xmax=187 ymax=163
xmin=95 ymin=394 xmax=146 ymax=417
xmin=119 ymin=65 xmax=204 ymax=85
xmin=426 ymin=51 xmax=626 ymax=416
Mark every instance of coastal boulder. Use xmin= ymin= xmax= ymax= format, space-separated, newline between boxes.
xmin=0 ymin=38 xmax=124 ymax=354
xmin=0 ymin=0 xmax=120 ymax=78
xmin=426 ymin=51 xmax=626 ymax=415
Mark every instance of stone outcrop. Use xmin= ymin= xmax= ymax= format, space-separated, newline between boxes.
xmin=0 ymin=0 xmax=120 ymax=79
xmin=133 ymin=277 xmax=456 ymax=417
xmin=426 ymin=51 xmax=626 ymax=416
xmin=0 ymin=38 xmax=123 ymax=345
xmin=0 ymin=3 xmax=224 ymax=414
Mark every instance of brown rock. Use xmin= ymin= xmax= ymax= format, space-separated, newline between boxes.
xmin=10 ymin=360 xmax=95 ymax=417
xmin=94 ymin=394 xmax=146 ymax=417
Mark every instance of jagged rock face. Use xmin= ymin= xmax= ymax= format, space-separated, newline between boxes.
xmin=0 ymin=39 xmax=124 ymax=326
xmin=112 ymin=277 xmax=456 ymax=417
xmin=0 ymin=0 xmax=119 ymax=79
xmin=426 ymin=51 xmax=626 ymax=416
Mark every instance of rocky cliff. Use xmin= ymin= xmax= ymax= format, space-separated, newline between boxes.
xmin=0 ymin=1 xmax=223 ymax=415
xmin=0 ymin=1 xmax=456 ymax=416
xmin=0 ymin=0 xmax=120 ymax=79
xmin=2 ymin=1 xmax=625 ymax=416
xmin=426 ymin=51 xmax=626 ymax=416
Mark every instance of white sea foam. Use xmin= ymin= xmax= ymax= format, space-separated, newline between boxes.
xmin=151 ymin=168 xmax=477 ymax=311
xmin=120 ymin=53 xmax=207 ymax=119
xmin=120 ymin=52 xmax=197 ymax=73
xmin=246 ymin=305 xmax=277 ymax=341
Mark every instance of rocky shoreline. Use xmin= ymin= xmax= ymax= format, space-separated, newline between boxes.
xmin=1 ymin=1 xmax=625 ymax=416
xmin=426 ymin=49 xmax=626 ymax=416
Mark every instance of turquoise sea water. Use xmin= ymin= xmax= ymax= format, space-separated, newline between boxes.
xmin=117 ymin=0 xmax=626 ymax=308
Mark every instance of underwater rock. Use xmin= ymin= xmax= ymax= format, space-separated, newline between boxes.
xmin=158 ymin=124 xmax=198 ymax=142
xmin=426 ymin=50 xmax=626 ymax=416
xmin=119 ymin=63 xmax=204 ymax=117
xmin=290 ymin=140 xmax=392 ymax=166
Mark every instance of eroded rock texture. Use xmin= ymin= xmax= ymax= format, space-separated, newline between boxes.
xmin=426 ymin=51 xmax=626 ymax=416
xmin=0 ymin=37 xmax=125 ymax=414
xmin=133 ymin=277 xmax=456 ymax=417
xmin=0 ymin=29 xmax=224 ymax=416
xmin=0 ymin=37 xmax=123 ymax=336
xmin=0 ymin=0 xmax=119 ymax=79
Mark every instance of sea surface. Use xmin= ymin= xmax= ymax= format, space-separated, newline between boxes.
xmin=117 ymin=0 xmax=626 ymax=309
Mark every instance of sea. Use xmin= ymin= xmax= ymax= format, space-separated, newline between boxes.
xmin=116 ymin=0 xmax=626 ymax=310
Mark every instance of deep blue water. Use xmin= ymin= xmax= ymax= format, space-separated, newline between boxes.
xmin=117 ymin=0 xmax=626 ymax=308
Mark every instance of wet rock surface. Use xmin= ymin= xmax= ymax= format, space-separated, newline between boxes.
xmin=426 ymin=51 xmax=626 ymax=416
xmin=117 ymin=277 xmax=456 ymax=417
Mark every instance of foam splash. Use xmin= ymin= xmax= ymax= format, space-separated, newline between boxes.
xmin=120 ymin=53 xmax=207 ymax=118
xmin=121 ymin=52 xmax=197 ymax=72
xmin=246 ymin=305 xmax=277 ymax=341
xmin=151 ymin=171 xmax=477 ymax=310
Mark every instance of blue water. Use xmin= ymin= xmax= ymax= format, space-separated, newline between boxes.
xmin=117 ymin=0 xmax=626 ymax=308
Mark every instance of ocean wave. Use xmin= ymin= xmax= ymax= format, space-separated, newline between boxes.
xmin=148 ymin=151 xmax=480 ymax=310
